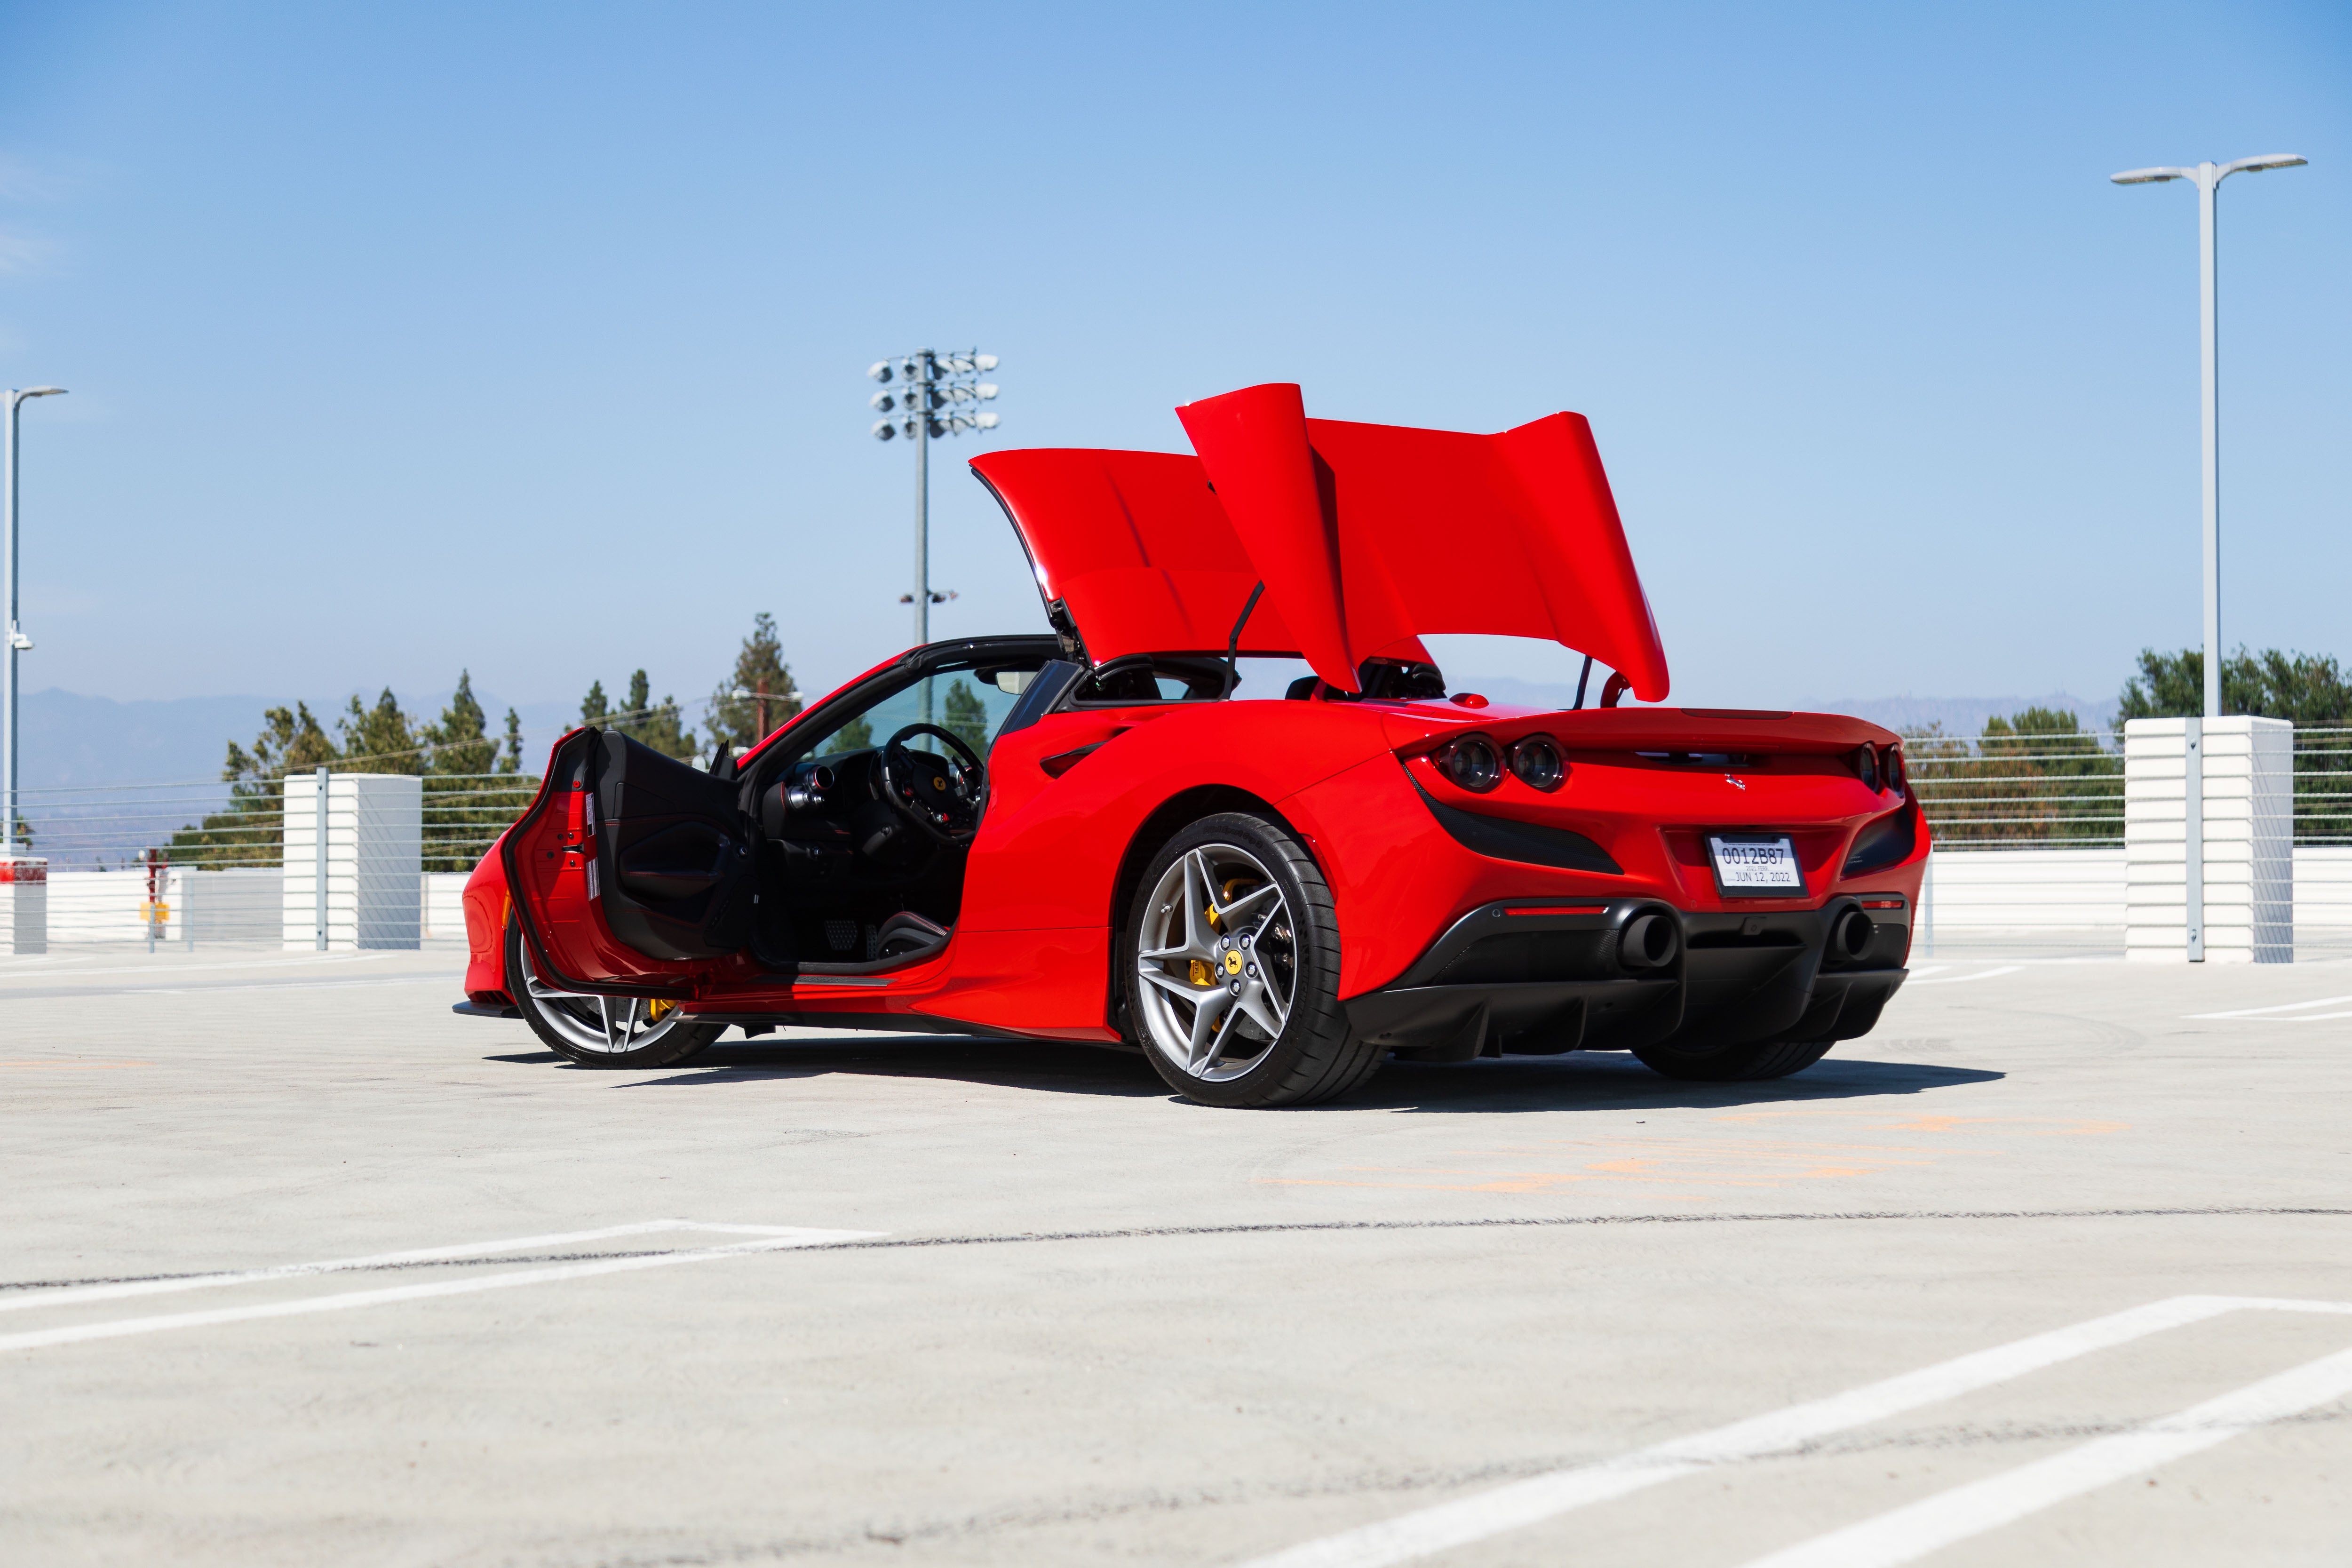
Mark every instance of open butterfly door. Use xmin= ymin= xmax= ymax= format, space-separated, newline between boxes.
xmin=501 ymin=728 xmax=758 ymax=994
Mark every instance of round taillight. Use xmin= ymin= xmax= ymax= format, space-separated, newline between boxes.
xmin=1883 ymin=746 xmax=1906 ymax=794
xmin=1437 ymin=734 xmax=1502 ymax=792
xmin=1510 ymin=734 xmax=1565 ymax=791
xmin=1854 ymin=745 xmax=1881 ymax=793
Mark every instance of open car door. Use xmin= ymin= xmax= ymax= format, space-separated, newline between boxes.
xmin=501 ymin=728 xmax=757 ymax=995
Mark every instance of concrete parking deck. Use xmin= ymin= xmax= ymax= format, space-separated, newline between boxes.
xmin=3 ymin=947 xmax=2348 ymax=1565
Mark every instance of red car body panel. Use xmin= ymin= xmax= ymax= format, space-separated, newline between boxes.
xmin=464 ymin=386 xmax=1926 ymax=1069
xmin=1194 ymin=382 xmax=1666 ymax=698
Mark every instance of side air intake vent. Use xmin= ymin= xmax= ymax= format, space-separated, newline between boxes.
xmin=1411 ymin=780 xmax=1621 ymax=874
xmin=1843 ymin=806 xmax=1917 ymax=876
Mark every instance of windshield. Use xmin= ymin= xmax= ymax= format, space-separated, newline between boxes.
xmin=796 ymin=660 xmax=1044 ymax=760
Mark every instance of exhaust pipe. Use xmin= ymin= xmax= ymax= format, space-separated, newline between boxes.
xmin=1620 ymin=912 xmax=1678 ymax=970
xmin=1832 ymin=906 xmax=1876 ymax=962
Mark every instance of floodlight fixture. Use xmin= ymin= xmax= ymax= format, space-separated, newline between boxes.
xmin=861 ymin=348 xmax=1005 ymax=645
xmin=2226 ymin=154 xmax=2307 ymax=175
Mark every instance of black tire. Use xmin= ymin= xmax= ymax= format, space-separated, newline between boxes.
xmin=1629 ymin=1035 xmax=1835 ymax=1082
xmin=1120 ymin=811 xmax=1382 ymax=1108
xmin=505 ymin=917 xmax=725 ymax=1069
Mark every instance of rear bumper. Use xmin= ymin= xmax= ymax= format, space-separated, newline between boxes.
xmin=1344 ymin=896 xmax=1907 ymax=1060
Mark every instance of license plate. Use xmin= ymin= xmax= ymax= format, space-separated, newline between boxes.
xmin=1707 ymin=833 xmax=1804 ymax=897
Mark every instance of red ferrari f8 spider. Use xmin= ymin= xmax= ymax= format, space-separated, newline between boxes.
xmin=456 ymin=383 xmax=1927 ymax=1106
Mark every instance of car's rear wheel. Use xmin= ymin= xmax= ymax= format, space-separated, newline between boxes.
xmin=1629 ymin=1035 xmax=1834 ymax=1082
xmin=505 ymin=917 xmax=725 ymax=1068
xmin=1120 ymin=812 xmax=1380 ymax=1108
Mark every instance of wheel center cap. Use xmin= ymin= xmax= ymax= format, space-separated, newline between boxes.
xmin=1222 ymin=950 xmax=1244 ymax=978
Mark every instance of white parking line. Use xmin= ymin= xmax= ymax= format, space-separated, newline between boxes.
xmin=1733 ymin=1341 xmax=2352 ymax=1568
xmin=1230 ymin=1295 xmax=2352 ymax=1568
xmin=1902 ymin=965 xmax=2021 ymax=986
xmin=2188 ymin=995 xmax=2352 ymax=1022
xmin=0 ymin=1220 xmax=810 ymax=1315
xmin=0 ymin=1221 xmax=878 ymax=1353
xmin=0 ymin=952 xmax=401 ymax=982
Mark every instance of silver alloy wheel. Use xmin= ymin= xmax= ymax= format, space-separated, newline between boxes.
xmin=516 ymin=937 xmax=698 ymax=1056
xmin=1134 ymin=843 xmax=1297 ymax=1082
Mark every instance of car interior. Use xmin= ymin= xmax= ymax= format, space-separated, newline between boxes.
xmin=601 ymin=642 xmax=1460 ymax=980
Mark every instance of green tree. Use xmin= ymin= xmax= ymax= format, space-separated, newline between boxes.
xmin=941 ymin=678 xmax=989 ymax=757
xmin=2118 ymin=646 xmax=2352 ymax=724
xmin=337 ymin=688 xmax=423 ymax=774
xmin=169 ymin=702 xmax=341 ymax=867
xmin=580 ymin=670 xmax=698 ymax=760
xmin=417 ymin=672 xmax=537 ymax=871
xmin=170 ymin=681 xmax=551 ymax=873
xmin=2118 ymin=646 xmax=2352 ymax=844
xmin=611 ymin=669 xmax=698 ymax=760
xmin=421 ymin=671 xmax=495 ymax=776
xmin=824 ymin=716 xmax=874 ymax=754
xmin=1903 ymin=708 xmax=2122 ymax=847
xmin=706 ymin=612 xmax=802 ymax=752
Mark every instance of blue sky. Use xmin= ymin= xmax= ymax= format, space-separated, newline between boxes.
xmin=2 ymin=0 xmax=2345 ymax=734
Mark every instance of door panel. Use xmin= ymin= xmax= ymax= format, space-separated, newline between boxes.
xmin=592 ymin=731 xmax=757 ymax=959
xmin=501 ymin=728 xmax=754 ymax=992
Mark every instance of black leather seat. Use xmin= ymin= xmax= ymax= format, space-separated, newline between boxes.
xmin=875 ymin=910 xmax=951 ymax=960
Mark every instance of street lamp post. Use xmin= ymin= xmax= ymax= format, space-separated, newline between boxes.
xmin=2112 ymin=153 xmax=2306 ymax=965
xmin=2111 ymin=154 xmax=2307 ymax=720
xmin=2 ymin=386 xmax=66 ymax=857
xmin=866 ymin=350 xmax=1001 ymax=646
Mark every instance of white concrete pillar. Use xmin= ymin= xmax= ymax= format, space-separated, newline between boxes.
xmin=282 ymin=773 xmax=423 ymax=951
xmin=2126 ymin=716 xmax=2292 ymax=963
xmin=0 ymin=855 xmax=46 ymax=955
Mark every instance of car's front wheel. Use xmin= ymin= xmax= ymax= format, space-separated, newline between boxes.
xmin=505 ymin=917 xmax=725 ymax=1068
xmin=1120 ymin=812 xmax=1380 ymax=1108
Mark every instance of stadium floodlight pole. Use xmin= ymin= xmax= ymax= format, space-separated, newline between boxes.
xmin=2111 ymin=154 xmax=2307 ymax=720
xmin=867 ymin=350 xmax=1001 ymax=646
xmin=2 ymin=385 xmax=66 ymax=857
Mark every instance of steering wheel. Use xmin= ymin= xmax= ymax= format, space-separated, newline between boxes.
xmin=880 ymin=724 xmax=988 ymax=845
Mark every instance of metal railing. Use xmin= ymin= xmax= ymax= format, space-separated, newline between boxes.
xmin=1907 ymin=732 xmax=2125 ymax=850
xmin=12 ymin=770 xmax=542 ymax=874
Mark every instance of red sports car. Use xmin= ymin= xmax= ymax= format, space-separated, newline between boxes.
xmin=455 ymin=383 xmax=1926 ymax=1107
